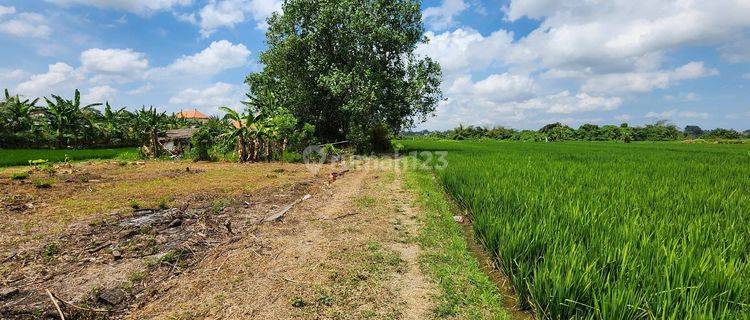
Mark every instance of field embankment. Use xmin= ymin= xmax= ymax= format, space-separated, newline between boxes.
xmin=402 ymin=140 xmax=750 ymax=319
xmin=0 ymin=148 xmax=138 ymax=167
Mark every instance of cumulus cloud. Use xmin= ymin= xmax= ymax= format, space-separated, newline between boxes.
xmin=156 ymin=40 xmax=251 ymax=76
xmin=191 ymin=0 xmax=282 ymax=37
xmin=168 ymin=82 xmax=244 ymax=110
xmin=448 ymin=73 xmax=537 ymax=102
xmin=83 ymin=85 xmax=118 ymax=104
xmin=423 ymin=0 xmax=467 ymax=31
xmin=45 ymin=0 xmax=192 ymax=15
xmin=505 ymin=0 xmax=750 ymax=72
xmin=719 ymin=37 xmax=750 ymax=63
xmin=0 ymin=8 xmax=52 ymax=38
xmin=16 ymin=63 xmax=83 ymax=97
xmin=417 ymin=28 xmax=522 ymax=76
xmin=581 ymin=62 xmax=718 ymax=94
xmin=81 ymin=48 xmax=150 ymax=83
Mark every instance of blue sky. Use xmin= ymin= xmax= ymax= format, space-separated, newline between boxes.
xmin=0 ymin=0 xmax=748 ymax=131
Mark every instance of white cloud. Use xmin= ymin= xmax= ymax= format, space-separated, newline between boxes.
xmin=423 ymin=0 xmax=468 ymax=31
xmin=664 ymin=92 xmax=699 ymax=102
xmin=128 ymin=83 xmax=154 ymax=95
xmin=506 ymin=0 xmax=750 ymax=73
xmin=743 ymin=73 xmax=750 ymax=80
xmin=169 ymin=82 xmax=243 ymax=111
xmin=614 ymin=114 xmax=631 ymax=122
xmin=45 ymin=0 xmax=192 ymax=15
xmin=193 ymin=0 xmax=282 ymax=37
xmin=581 ymin=62 xmax=718 ymax=94
xmin=80 ymin=48 xmax=150 ymax=83
xmin=157 ymin=40 xmax=251 ymax=76
xmin=719 ymin=37 xmax=750 ymax=63
xmin=0 ymin=69 xmax=28 ymax=82
xmin=417 ymin=28 xmax=520 ymax=76
xmin=0 ymin=6 xmax=15 ymax=16
xmin=645 ymin=109 xmax=709 ymax=120
xmin=83 ymin=85 xmax=118 ymax=104
xmin=448 ymin=73 xmax=537 ymax=102
xmin=0 ymin=11 xmax=52 ymax=38
xmin=16 ymin=63 xmax=83 ymax=97
xmin=511 ymin=91 xmax=622 ymax=114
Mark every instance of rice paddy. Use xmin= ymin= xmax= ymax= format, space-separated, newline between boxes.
xmin=0 ymin=147 xmax=139 ymax=167
xmin=401 ymin=140 xmax=750 ymax=319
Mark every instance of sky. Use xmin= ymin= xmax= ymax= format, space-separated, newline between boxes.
xmin=0 ymin=0 xmax=748 ymax=131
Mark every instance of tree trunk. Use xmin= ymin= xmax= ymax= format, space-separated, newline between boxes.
xmin=56 ymin=127 xmax=62 ymax=149
xmin=238 ymin=135 xmax=247 ymax=162
xmin=253 ymin=139 xmax=259 ymax=161
xmin=150 ymin=129 xmax=160 ymax=158
xmin=265 ymin=140 xmax=271 ymax=162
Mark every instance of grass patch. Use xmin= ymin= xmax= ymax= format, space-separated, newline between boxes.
xmin=10 ymin=172 xmax=30 ymax=180
xmin=0 ymin=148 xmax=139 ymax=167
xmin=404 ymin=165 xmax=510 ymax=320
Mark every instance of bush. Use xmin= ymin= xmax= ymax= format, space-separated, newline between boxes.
xmin=282 ymin=151 xmax=303 ymax=163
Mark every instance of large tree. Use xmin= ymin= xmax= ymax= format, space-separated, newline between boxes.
xmin=246 ymin=0 xmax=442 ymax=151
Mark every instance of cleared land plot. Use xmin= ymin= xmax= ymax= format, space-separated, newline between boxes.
xmin=402 ymin=140 xmax=750 ymax=319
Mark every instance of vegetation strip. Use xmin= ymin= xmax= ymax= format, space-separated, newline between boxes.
xmin=404 ymin=165 xmax=513 ymax=319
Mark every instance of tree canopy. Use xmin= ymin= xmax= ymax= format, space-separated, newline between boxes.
xmin=246 ymin=0 xmax=442 ymax=151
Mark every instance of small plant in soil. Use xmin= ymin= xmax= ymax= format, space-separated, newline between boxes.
xmin=42 ymin=243 xmax=59 ymax=262
xmin=129 ymin=199 xmax=140 ymax=210
xmin=10 ymin=172 xmax=30 ymax=180
xmin=291 ymin=297 xmax=306 ymax=308
xmin=33 ymin=179 xmax=53 ymax=188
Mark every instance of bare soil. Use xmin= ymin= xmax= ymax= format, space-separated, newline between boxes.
xmin=0 ymin=158 xmax=439 ymax=319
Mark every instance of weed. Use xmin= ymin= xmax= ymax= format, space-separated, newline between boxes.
xmin=129 ymin=199 xmax=140 ymax=210
xmin=10 ymin=172 xmax=29 ymax=180
xmin=33 ymin=179 xmax=53 ymax=188
xmin=42 ymin=243 xmax=60 ymax=262
xmin=291 ymin=297 xmax=306 ymax=308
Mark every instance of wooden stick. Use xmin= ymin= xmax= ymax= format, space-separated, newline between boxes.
xmin=50 ymin=292 xmax=108 ymax=313
xmin=45 ymin=289 xmax=65 ymax=320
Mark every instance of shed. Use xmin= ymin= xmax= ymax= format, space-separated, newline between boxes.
xmin=160 ymin=128 xmax=199 ymax=155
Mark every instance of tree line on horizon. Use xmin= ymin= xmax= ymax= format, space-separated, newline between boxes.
xmin=407 ymin=122 xmax=750 ymax=142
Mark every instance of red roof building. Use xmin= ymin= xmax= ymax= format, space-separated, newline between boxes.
xmin=176 ymin=109 xmax=210 ymax=120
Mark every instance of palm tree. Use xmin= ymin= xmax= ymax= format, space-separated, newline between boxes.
xmin=136 ymin=106 xmax=167 ymax=157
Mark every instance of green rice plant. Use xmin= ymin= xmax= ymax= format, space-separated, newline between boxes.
xmin=0 ymin=148 xmax=139 ymax=167
xmin=401 ymin=140 xmax=750 ymax=319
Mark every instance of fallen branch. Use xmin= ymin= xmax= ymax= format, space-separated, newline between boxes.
xmin=262 ymin=194 xmax=311 ymax=222
xmin=45 ymin=289 xmax=65 ymax=320
xmin=50 ymin=292 xmax=108 ymax=313
xmin=333 ymin=212 xmax=359 ymax=220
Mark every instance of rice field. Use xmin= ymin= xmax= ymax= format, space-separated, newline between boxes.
xmin=401 ymin=140 xmax=750 ymax=319
xmin=0 ymin=147 xmax=139 ymax=167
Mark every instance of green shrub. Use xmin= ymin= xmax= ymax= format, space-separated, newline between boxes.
xmin=282 ymin=151 xmax=303 ymax=163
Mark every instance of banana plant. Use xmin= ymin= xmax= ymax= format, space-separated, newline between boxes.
xmin=1 ymin=89 xmax=39 ymax=133
xmin=136 ymin=106 xmax=167 ymax=157
xmin=43 ymin=89 xmax=101 ymax=148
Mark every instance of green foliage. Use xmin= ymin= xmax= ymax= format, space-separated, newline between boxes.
xmin=0 ymin=148 xmax=138 ymax=167
xmin=281 ymin=151 xmax=303 ymax=163
xmin=10 ymin=172 xmax=30 ymax=180
xmin=404 ymin=140 xmax=750 ymax=319
xmin=246 ymin=0 xmax=442 ymax=152
xmin=190 ymin=118 xmax=227 ymax=161
xmin=33 ymin=178 xmax=54 ymax=188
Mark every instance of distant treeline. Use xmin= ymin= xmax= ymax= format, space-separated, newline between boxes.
xmin=405 ymin=122 xmax=750 ymax=142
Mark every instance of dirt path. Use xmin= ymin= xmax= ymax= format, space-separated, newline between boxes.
xmin=126 ymin=158 xmax=438 ymax=319
xmin=388 ymin=165 xmax=436 ymax=320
